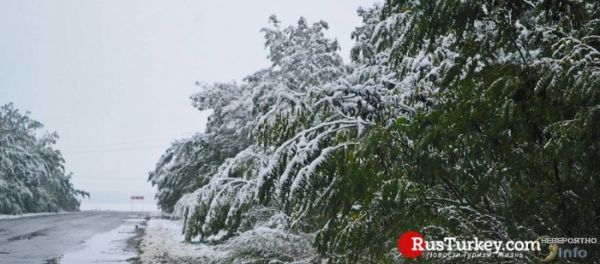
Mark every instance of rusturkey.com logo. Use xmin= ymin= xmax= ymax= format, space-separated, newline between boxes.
xmin=396 ymin=230 xmax=597 ymax=261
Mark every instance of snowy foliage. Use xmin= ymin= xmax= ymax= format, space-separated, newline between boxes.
xmin=149 ymin=134 xmax=221 ymax=213
xmin=151 ymin=1 xmax=600 ymax=262
xmin=169 ymin=17 xmax=353 ymax=248
xmin=215 ymin=212 xmax=315 ymax=263
xmin=0 ymin=103 xmax=87 ymax=214
xmin=316 ymin=0 xmax=600 ymax=262
xmin=150 ymin=81 xmax=255 ymax=213
xmin=174 ymin=146 xmax=263 ymax=241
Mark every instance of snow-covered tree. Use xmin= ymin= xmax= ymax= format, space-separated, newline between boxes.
xmin=149 ymin=80 xmax=256 ymax=213
xmin=315 ymin=0 xmax=600 ymax=262
xmin=152 ymin=1 xmax=600 ymax=262
xmin=0 ymin=103 xmax=88 ymax=214
xmin=149 ymin=134 xmax=219 ymax=213
xmin=171 ymin=17 xmax=350 ymax=243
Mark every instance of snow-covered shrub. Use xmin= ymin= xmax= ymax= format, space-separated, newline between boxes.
xmin=214 ymin=212 xmax=315 ymax=264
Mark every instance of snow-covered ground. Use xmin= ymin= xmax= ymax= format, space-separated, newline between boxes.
xmin=139 ymin=217 xmax=316 ymax=263
xmin=59 ymin=217 xmax=145 ymax=263
xmin=139 ymin=219 xmax=223 ymax=263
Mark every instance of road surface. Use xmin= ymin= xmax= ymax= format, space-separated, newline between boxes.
xmin=0 ymin=211 xmax=145 ymax=264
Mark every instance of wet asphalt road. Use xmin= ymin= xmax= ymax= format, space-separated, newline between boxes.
xmin=0 ymin=211 xmax=141 ymax=264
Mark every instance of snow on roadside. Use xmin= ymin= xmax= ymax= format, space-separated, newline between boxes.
xmin=139 ymin=219 xmax=223 ymax=263
xmin=59 ymin=217 xmax=145 ymax=264
xmin=0 ymin=212 xmax=67 ymax=220
xmin=140 ymin=216 xmax=315 ymax=263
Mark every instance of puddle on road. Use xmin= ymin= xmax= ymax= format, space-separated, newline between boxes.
xmin=6 ymin=228 xmax=48 ymax=242
xmin=57 ymin=217 xmax=145 ymax=264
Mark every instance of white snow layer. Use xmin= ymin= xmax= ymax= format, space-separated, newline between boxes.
xmin=139 ymin=218 xmax=315 ymax=263
xmin=139 ymin=219 xmax=223 ymax=263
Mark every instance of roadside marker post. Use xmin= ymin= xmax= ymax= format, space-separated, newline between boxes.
xmin=130 ymin=195 xmax=144 ymax=212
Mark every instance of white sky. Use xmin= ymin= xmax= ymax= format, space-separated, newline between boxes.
xmin=0 ymin=0 xmax=379 ymax=211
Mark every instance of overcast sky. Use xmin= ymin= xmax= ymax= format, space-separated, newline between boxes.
xmin=0 ymin=0 xmax=379 ymax=211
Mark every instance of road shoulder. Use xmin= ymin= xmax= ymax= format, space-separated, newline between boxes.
xmin=138 ymin=218 xmax=221 ymax=263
